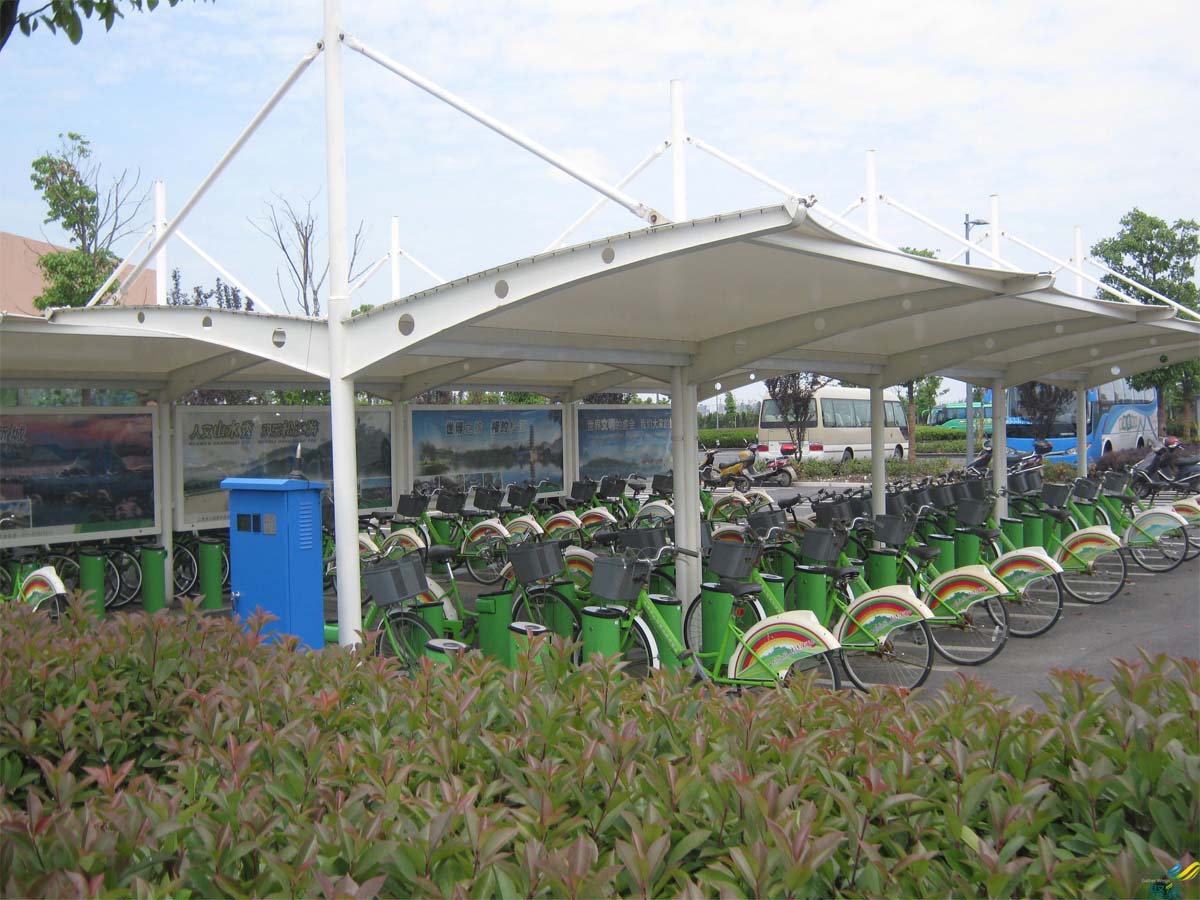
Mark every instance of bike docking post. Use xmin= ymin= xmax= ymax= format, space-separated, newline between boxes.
xmin=648 ymin=594 xmax=682 ymax=670
xmin=424 ymin=637 xmax=470 ymax=666
xmin=953 ymin=528 xmax=982 ymax=566
xmin=926 ymin=533 xmax=955 ymax=573
xmin=758 ymin=572 xmax=785 ymax=608
xmin=197 ymin=536 xmax=225 ymax=610
xmin=1001 ymin=517 xmax=1025 ymax=551
xmin=581 ymin=605 xmax=622 ymax=660
xmin=139 ymin=544 xmax=168 ymax=612
xmin=699 ymin=582 xmax=736 ymax=666
xmin=475 ymin=589 xmax=514 ymax=665
xmin=1020 ymin=512 xmax=1044 ymax=549
xmin=78 ymin=545 xmax=106 ymax=616
xmin=412 ymin=599 xmax=445 ymax=638
xmin=865 ymin=548 xmax=899 ymax=590
xmin=509 ymin=620 xmax=550 ymax=663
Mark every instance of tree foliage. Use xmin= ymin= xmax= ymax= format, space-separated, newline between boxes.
xmin=1091 ymin=208 xmax=1200 ymax=439
xmin=1 ymin=0 xmax=208 ymax=52
xmin=1014 ymin=382 xmax=1076 ymax=441
xmin=764 ymin=372 xmax=829 ymax=448
xmin=29 ymin=132 xmax=145 ymax=309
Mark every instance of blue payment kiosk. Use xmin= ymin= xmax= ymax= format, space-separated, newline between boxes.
xmin=221 ymin=477 xmax=326 ymax=649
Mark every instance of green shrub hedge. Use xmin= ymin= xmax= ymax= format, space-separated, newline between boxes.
xmin=916 ymin=425 xmax=966 ymax=442
xmin=795 ymin=458 xmax=955 ymax=480
xmin=1 ymin=603 xmax=1195 ymax=896
xmin=697 ymin=427 xmax=757 ymax=448
xmin=917 ymin=440 xmax=968 ymax=454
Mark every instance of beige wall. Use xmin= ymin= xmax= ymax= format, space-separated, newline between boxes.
xmin=0 ymin=231 xmax=156 ymax=314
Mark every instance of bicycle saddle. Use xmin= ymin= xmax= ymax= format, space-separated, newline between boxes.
xmin=718 ymin=579 xmax=762 ymax=598
xmin=1041 ymin=507 xmax=1073 ymax=522
xmin=956 ymin=525 xmax=1002 ymax=541
xmin=778 ymin=494 xmax=804 ymax=510
xmin=795 ymin=563 xmax=861 ymax=581
xmin=909 ymin=544 xmax=942 ymax=563
xmin=592 ymin=531 xmax=622 ymax=546
xmin=427 ymin=545 xmax=458 ymax=565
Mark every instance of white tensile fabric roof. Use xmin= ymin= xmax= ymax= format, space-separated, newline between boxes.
xmin=2 ymin=201 xmax=1197 ymax=398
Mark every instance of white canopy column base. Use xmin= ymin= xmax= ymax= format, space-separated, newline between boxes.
xmin=991 ymin=378 xmax=1008 ymax=520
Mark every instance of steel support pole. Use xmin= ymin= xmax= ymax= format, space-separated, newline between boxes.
xmin=964 ymin=380 xmax=975 ymax=464
xmin=564 ymin=400 xmax=582 ymax=488
xmin=156 ymin=391 xmax=174 ymax=591
xmin=154 ymin=181 xmax=168 ymax=305
xmin=1076 ymin=380 xmax=1089 ymax=477
xmin=390 ymin=216 xmax=402 ymax=301
xmin=1073 ymin=226 xmax=1085 ymax=296
xmin=670 ymin=369 xmax=700 ymax=608
xmin=989 ymin=194 xmax=1001 ymax=264
xmin=670 ymin=80 xmax=687 ymax=221
xmin=865 ymin=150 xmax=878 ymax=237
xmin=324 ymin=0 xmax=363 ymax=647
xmin=991 ymin=379 xmax=1008 ymax=519
xmin=870 ymin=380 xmax=885 ymax=516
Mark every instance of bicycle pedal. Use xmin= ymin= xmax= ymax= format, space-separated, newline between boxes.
xmin=462 ymin=615 xmax=479 ymax=632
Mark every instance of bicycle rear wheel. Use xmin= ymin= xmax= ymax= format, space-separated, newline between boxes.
xmin=376 ymin=609 xmax=437 ymax=668
xmin=1004 ymin=574 xmax=1063 ymax=638
xmin=786 ymin=652 xmax=840 ymax=691
xmin=464 ymin=527 xmax=508 ymax=585
xmin=682 ymin=592 xmax=766 ymax=651
xmin=840 ymin=620 xmax=933 ymax=691
xmin=107 ymin=547 xmax=142 ymax=607
xmin=1060 ymin=549 xmax=1126 ymax=603
xmin=928 ymin=595 xmax=1008 ymax=666
xmin=173 ymin=545 xmax=199 ymax=596
xmin=1128 ymin=523 xmax=1190 ymax=573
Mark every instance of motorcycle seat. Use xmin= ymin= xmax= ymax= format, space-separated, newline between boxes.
xmin=1172 ymin=454 xmax=1200 ymax=467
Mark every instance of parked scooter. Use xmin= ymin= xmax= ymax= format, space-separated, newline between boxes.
xmin=964 ymin=439 xmax=1053 ymax=476
xmin=1132 ymin=437 xmax=1200 ymax=499
xmin=749 ymin=444 xmax=796 ymax=488
xmin=699 ymin=441 xmax=758 ymax=492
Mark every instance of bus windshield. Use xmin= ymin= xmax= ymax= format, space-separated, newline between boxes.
xmin=760 ymin=399 xmax=816 ymax=430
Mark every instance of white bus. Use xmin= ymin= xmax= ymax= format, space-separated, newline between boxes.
xmin=757 ymin=386 xmax=908 ymax=461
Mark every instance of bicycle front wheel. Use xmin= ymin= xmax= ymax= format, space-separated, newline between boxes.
xmin=1005 ymin=574 xmax=1063 ymax=638
xmin=682 ymin=592 xmax=766 ymax=651
xmin=376 ymin=609 xmax=437 ymax=668
xmin=107 ymin=547 xmax=142 ymax=607
xmin=174 ymin=545 xmax=199 ymax=596
xmin=1128 ymin=523 xmax=1190 ymax=573
xmin=617 ymin=614 xmax=660 ymax=678
xmin=1060 ymin=549 xmax=1126 ymax=604
xmin=840 ymin=620 xmax=933 ymax=691
xmin=786 ymin=652 xmax=840 ymax=691
xmin=928 ymin=595 xmax=1008 ymax=666
xmin=511 ymin=586 xmax=582 ymax=642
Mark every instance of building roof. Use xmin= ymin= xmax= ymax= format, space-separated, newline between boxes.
xmin=0 ymin=231 xmax=156 ymax=315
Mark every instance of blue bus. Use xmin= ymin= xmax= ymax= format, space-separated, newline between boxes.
xmin=1002 ymin=380 xmax=1157 ymax=465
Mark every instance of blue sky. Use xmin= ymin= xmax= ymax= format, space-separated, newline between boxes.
xmin=3 ymin=0 xmax=1196 ymax=407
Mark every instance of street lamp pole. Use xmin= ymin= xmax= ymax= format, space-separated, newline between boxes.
xmin=963 ymin=213 xmax=988 ymax=266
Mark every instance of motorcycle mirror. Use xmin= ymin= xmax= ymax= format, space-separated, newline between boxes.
xmin=715 ymin=439 xmax=721 ymax=447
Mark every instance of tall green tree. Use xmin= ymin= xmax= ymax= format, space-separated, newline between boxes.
xmin=1 ymin=1 xmax=208 ymax=53
xmin=764 ymin=372 xmax=828 ymax=452
xmin=1091 ymin=209 xmax=1200 ymax=438
xmin=914 ymin=375 xmax=943 ymax=422
xmin=29 ymin=132 xmax=145 ymax=309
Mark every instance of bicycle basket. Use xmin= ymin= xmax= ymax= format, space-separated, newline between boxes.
xmin=394 ymin=492 xmax=429 ymax=518
xmin=507 ymin=541 xmax=565 ymax=585
xmin=569 ymin=479 xmax=597 ymax=503
xmin=598 ymin=476 xmax=627 ymax=499
xmin=930 ymin=484 xmax=958 ymax=509
xmin=746 ymin=508 xmax=786 ymax=539
xmin=955 ymin=497 xmax=992 ymax=527
xmin=590 ymin=555 xmax=641 ymax=602
xmin=1007 ymin=470 xmax=1031 ymax=495
xmin=505 ymin=484 xmax=538 ymax=509
xmin=362 ymin=554 xmax=429 ymax=608
xmin=1041 ymin=482 xmax=1073 ymax=509
xmin=1102 ymin=471 xmax=1131 ymax=495
xmin=885 ymin=492 xmax=912 ymax=516
xmin=1024 ymin=468 xmax=1044 ymax=493
xmin=708 ymin=540 xmax=762 ymax=579
xmin=471 ymin=487 xmax=502 ymax=512
xmin=615 ymin=527 xmax=669 ymax=553
xmin=800 ymin=526 xmax=845 ymax=563
xmin=951 ymin=481 xmax=974 ymax=502
xmin=651 ymin=473 xmax=674 ymax=496
xmin=848 ymin=495 xmax=874 ymax=519
xmin=962 ymin=478 xmax=989 ymax=501
xmin=1072 ymin=478 xmax=1101 ymax=502
xmin=906 ymin=488 xmax=933 ymax=511
xmin=872 ymin=514 xmax=914 ymax=547
xmin=812 ymin=499 xmax=852 ymax=528
xmin=434 ymin=491 xmax=466 ymax=515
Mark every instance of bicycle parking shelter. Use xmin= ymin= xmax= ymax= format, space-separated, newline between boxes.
xmin=3 ymin=201 xmax=1198 ymax=644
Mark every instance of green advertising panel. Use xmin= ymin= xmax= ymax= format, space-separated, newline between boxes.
xmin=412 ymin=406 xmax=563 ymax=493
xmin=0 ymin=408 xmax=157 ymax=547
xmin=177 ymin=406 xmax=392 ymax=528
xmin=578 ymin=405 xmax=672 ymax=478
